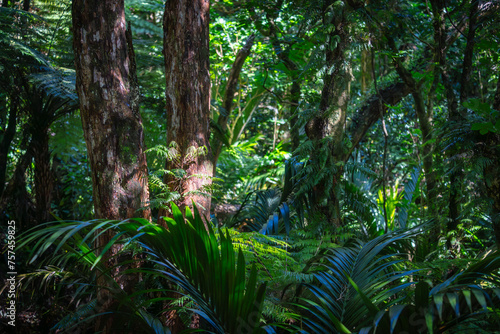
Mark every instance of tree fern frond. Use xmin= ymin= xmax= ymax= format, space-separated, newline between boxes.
xmin=29 ymin=67 xmax=78 ymax=101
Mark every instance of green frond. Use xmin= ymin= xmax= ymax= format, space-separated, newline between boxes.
xmin=29 ymin=67 xmax=78 ymax=102
xmin=299 ymin=229 xmax=423 ymax=333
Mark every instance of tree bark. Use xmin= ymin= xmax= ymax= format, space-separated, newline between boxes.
xmin=459 ymin=0 xmax=479 ymax=107
xmin=32 ymin=126 xmax=52 ymax=223
xmin=72 ymin=1 xmax=151 ymax=331
xmin=346 ymin=82 xmax=412 ymax=159
xmin=430 ymin=0 xmax=479 ymax=233
xmin=431 ymin=0 xmax=461 ymax=231
xmin=160 ymin=0 xmax=213 ymax=222
xmin=0 ymin=138 xmax=35 ymax=228
xmin=73 ymin=0 xmax=150 ymax=221
xmin=0 ymin=87 xmax=18 ymax=198
xmin=23 ymin=83 xmax=77 ymax=224
xmin=305 ymin=0 xmax=351 ymax=226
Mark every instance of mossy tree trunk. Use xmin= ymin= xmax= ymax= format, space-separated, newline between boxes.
xmin=73 ymin=0 xmax=150 ymax=221
xmin=72 ymin=0 xmax=150 ymax=331
xmin=305 ymin=0 xmax=351 ymax=226
xmin=160 ymin=0 xmax=213 ymax=223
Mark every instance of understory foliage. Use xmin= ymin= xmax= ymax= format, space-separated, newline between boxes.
xmin=16 ymin=205 xmax=500 ymax=333
xmin=2 ymin=0 xmax=500 ymax=333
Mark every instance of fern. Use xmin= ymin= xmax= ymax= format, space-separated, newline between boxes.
xmin=29 ymin=66 xmax=78 ymax=101
xmin=146 ymin=142 xmax=218 ymax=211
xmin=399 ymin=165 xmax=421 ymax=228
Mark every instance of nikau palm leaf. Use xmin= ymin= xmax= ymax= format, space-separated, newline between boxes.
xmin=299 ymin=230 xmax=421 ymax=333
xmin=124 ymin=204 xmax=268 ymax=333
xmin=20 ymin=203 xmax=268 ymax=333
xmin=351 ymin=251 xmax=500 ymax=334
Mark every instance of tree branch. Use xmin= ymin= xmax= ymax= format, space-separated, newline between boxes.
xmin=212 ymin=34 xmax=255 ymax=167
xmin=346 ymin=81 xmax=412 ymax=160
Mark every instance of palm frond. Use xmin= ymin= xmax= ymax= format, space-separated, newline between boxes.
xmin=19 ymin=204 xmax=270 ymax=333
xmin=359 ymin=251 xmax=500 ymax=334
xmin=299 ymin=229 xmax=422 ymax=333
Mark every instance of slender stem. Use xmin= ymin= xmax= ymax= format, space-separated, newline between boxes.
xmin=371 ymin=48 xmax=389 ymax=232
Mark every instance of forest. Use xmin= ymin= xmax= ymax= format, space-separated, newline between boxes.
xmin=1 ymin=0 xmax=500 ymax=333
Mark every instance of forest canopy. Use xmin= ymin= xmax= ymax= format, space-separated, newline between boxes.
xmin=1 ymin=0 xmax=500 ymax=333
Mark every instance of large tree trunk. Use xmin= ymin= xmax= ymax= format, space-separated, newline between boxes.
xmin=73 ymin=1 xmax=150 ymax=221
xmin=160 ymin=3 xmax=212 ymax=330
xmin=305 ymin=0 xmax=351 ymax=226
xmin=72 ymin=1 xmax=150 ymax=332
xmin=160 ymin=0 xmax=213 ymax=222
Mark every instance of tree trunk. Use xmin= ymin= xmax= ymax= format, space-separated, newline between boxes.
xmin=484 ymin=142 xmax=500 ymax=249
xmin=160 ymin=0 xmax=212 ymax=222
xmin=346 ymin=81 xmax=412 ymax=159
xmin=383 ymin=33 xmax=438 ymax=221
xmin=0 ymin=140 xmax=35 ymax=228
xmin=305 ymin=1 xmax=350 ymax=226
xmin=0 ymin=87 xmax=18 ymax=198
xmin=431 ymin=0 xmax=478 ymax=233
xmin=459 ymin=0 xmax=479 ymax=108
xmin=72 ymin=0 xmax=150 ymax=331
xmin=486 ymin=74 xmax=500 ymax=248
xmin=32 ymin=127 xmax=52 ymax=223
xmin=73 ymin=0 xmax=150 ymax=221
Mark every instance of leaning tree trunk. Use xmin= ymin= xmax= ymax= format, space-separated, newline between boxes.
xmin=160 ymin=0 xmax=213 ymax=222
xmin=72 ymin=0 xmax=150 ymax=332
xmin=212 ymin=34 xmax=255 ymax=170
